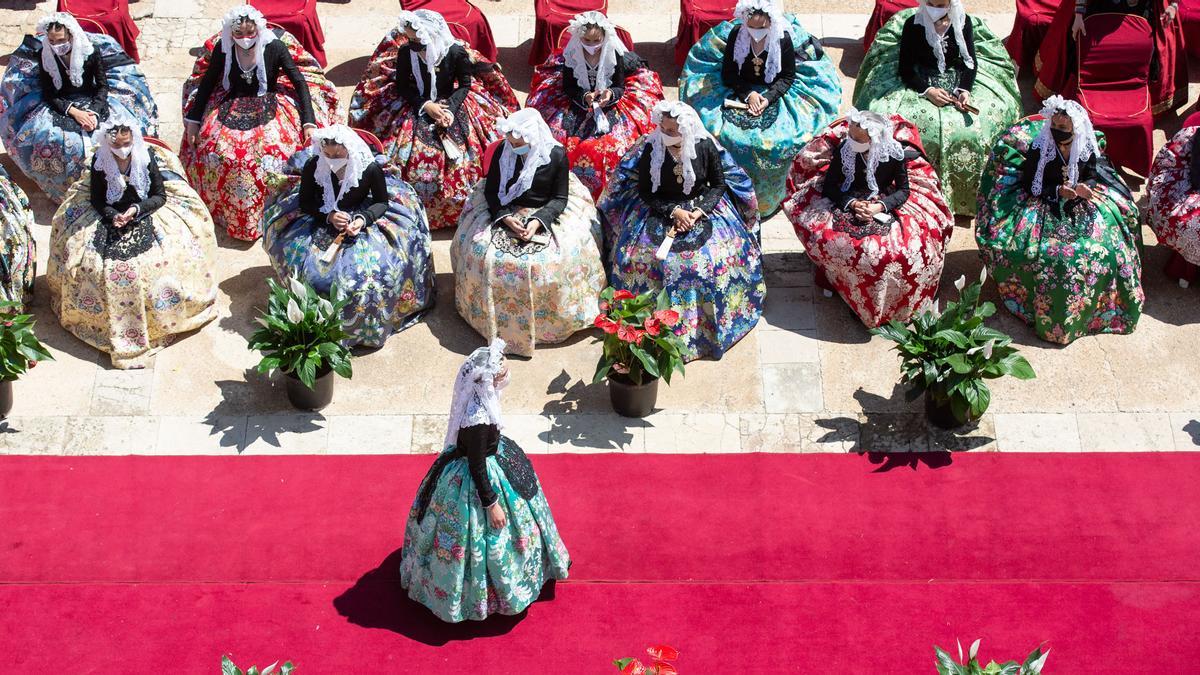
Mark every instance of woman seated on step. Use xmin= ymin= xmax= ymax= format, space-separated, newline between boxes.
xmin=597 ymin=100 xmax=765 ymax=362
xmin=450 ymin=108 xmax=605 ymax=358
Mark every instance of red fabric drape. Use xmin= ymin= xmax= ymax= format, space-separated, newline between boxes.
xmin=250 ymin=0 xmax=327 ymax=67
xmin=862 ymin=0 xmax=916 ymax=51
xmin=675 ymin=0 xmax=736 ymax=66
xmin=57 ymin=0 xmax=140 ymax=62
xmin=1006 ymin=0 xmax=1058 ymax=71
xmin=401 ymin=0 xmax=498 ymax=63
xmin=1076 ymin=14 xmax=1154 ymax=175
xmin=1035 ymin=0 xmax=1186 ymax=115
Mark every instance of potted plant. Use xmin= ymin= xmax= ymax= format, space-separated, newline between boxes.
xmin=870 ymin=269 xmax=1036 ymax=429
xmin=222 ymin=656 xmax=294 ymax=675
xmin=0 ymin=300 xmax=52 ymax=419
xmin=614 ymin=644 xmax=680 ymax=674
xmin=248 ymin=276 xmax=353 ymax=411
xmin=592 ymin=288 xmax=686 ymax=418
xmin=934 ymin=638 xmax=1049 ymax=675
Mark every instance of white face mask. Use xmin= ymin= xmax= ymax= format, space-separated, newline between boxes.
xmin=111 ymin=146 xmax=132 ymax=159
xmin=494 ymin=371 xmax=510 ymax=391
xmin=581 ymin=42 xmax=602 ymax=55
xmin=924 ymin=5 xmax=950 ymax=22
xmin=847 ymin=138 xmax=872 ymax=153
xmin=746 ymin=26 xmax=771 ymax=41
xmin=234 ymin=36 xmax=258 ymax=50
xmin=323 ymin=156 xmax=348 ymax=172
xmin=511 ymin=143 xmax=531 ymax=156
xmin=660 ymin=133 xmax=683 ymax=147
xmin=50 ymin=42 xmax=71 ymax=57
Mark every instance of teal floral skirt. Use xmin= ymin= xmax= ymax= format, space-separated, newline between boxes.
xmin=400 ymin=437 xmax=570 ymax=623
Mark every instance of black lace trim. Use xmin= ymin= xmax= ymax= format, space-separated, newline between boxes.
xmin=413 ymin=98 xmax=470 ymax=149
xmin=217 ymin=93 xmax=277 ymax=131
xmin=721 ymin=99 xmax=781 ymax=130
xmin=639 ymin=209 xmax=713 ymax=252
xmin=491 ymin=222 xmax=552 ymax=257
xmin=93 ymin=216 xmax=156 ymax=261
xmin=49 ymin=93 xmax=110 ymax=133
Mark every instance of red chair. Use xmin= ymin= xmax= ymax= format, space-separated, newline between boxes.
xmin=552 ymin=20 xmax=634 ymax=52
xmin=143 ymin=136 xmax=174 ymax=152
xmin=676 ymin=0 xmax=736 ymax=66
xmin=250 ymin=0 xmax=327 ymax=68
xmin=862 ymin=0 xmax=916 ymax=51
xmin=1181 ymin=0 xmax=1200 ymax=58
xmin=481 ymin=139 xmax=502 ymax=176
xmin=1006 ymin=0 xmax=1059 ymax=72
xmin=56 ymin=0 xmax=139 ymax=62
xmin=73 ymin=17 xmax=108 ymax=36
xmin=401 ymin=0 xmax=498 ymax=63
xmin=354 ymin=128 xmax=387 ymax=155
xmin=533 ymin=0 xmax=615 ymax=65
xmin=1074 ymin=13 xmax=1154 ymax=176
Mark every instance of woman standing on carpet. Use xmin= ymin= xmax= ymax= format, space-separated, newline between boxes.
xmin=181 ymin=4 xmax=339 ymax=241
xmin=597 ymin=100 xmax=764 ymax=361
xmin=678 ymin=0 xmax=841 ymax=218
xmin=348 ymin=9 xmax=519 ymax=229
xmin=46 ymin=118 xmax=218 ymax=368
xmin=401 ymin=338 xmax=570 ymax=623
xmin=976 ymin=96 xmax=1143 ymax=345
xmin=262 ymin=124 xmax=435 ymax=348
xmin=853 ymin=0 xmax=1021 ymax=216
xmin=525 ymin=10 xmax=665 ymax=200
xmin=0 ymin=12 xmax=159 ymax=202
xmin=784 ymin=109 xmax=953 ymax=328
xmin=451 ymin=108 xmax=605 ymax=358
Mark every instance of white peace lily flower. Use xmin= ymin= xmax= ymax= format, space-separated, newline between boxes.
xmin=954 ymin=274 xmax=966 ymax=291
xmin=255 ymin=316 xmax=270 ymax=328
xmin=1029 ymin=649 xmax=1050 ymax=673
xmin=979 ymin=265 xmax=987 ymax=285
xmin=287 ymin=275 xmax=306 ymax=299
xmin=286 ymin=297 xmax=304 ymax=324
xmin=957 ymin=639 xmax=964 ymax=663
xmin=982 ymin=339 xmax=995 ymax=359
xmin=969 ymin=639 xmax=980 ymax=661
xmin=318 ymin=297 xmax=334 ymax=318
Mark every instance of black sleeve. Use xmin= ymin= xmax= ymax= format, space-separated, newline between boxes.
xmin=298 ymin=157 xmax=325 ymax=221
xmin=898 ymin=20 xmax=930 ymax=93
xmin=446 ymin=46 xmax=472 ymax=111
xmin=821 ymin=144 xmax=855 ymax=210
xmin=395 ymin=48 xmax=426 ymax=109
xmin=637 ymin=145 xmax=680 ymax=219
xmin=561 ymin=62 xmax=587 ymax=108
xmin=692 ymin=140 xmax=727 ymax=215
xmin=720 ymin=27 xmax=751 ymax=100
xmin=958 ymin=20 xmax=978 ymax=92
xmin=88 ymin=161 xmax=119 ymax=221
xmin=134 ymin=156 xmax=167 ymax=218
xmin=763 ymin=37 xmax=795 ymax=105
xmin=484 ymin=148 xmax=514 ymax=221
xmin=880 ymin=156 xmax=911 ymax=212
xmin=185 ymin=44 xmax=225 ymax=123
xmin=1077 ymin=154 xmax=1099 ymax=187
xmin=353 ymin=163 xmax=390 ymax=224
xmin=530 ymin=146 xmax=570 ymax=227
xmin=1018 ymin=147 xmax=1047 ymax=197
xmin=1190 ymin=135 xmax=1200 ymax=188
xmin=88 ymin=50 xmax=109 ymax=108
xmin=457 ymin=424 xmax=499 ymax=507
xmin=39 ymin=61 xmax=71 ymax=115
xmin=604 ymin=55 xmax=626 ymax=106
xmin=275 ymin=41 xmax=315 ymax=126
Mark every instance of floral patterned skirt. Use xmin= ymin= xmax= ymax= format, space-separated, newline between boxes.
xmin=977 ymin=117 xmax=1143 ymax=344
xmin=599 ymin=139 xmax=765 ymax=361
xmin=46 ymin=147 xmax=218 ymax=368
xmin=785 ymin=116 xmax=955 ymax=328
xmin=679 ymin=15 xmax=841 ymax=217
xmin=450 ymin=174 xmax=606 ymax=357
xmin=853 ymin=9 xmax=1022 ymax=216
xmin=263 ymin=151 xmax=436 ymax=348
xmin=400 ymin=437 xmax=570 ymax=623
xmin=0 ymin=165 xmax=36 ymax=305
xmin=1148 ymin=125 xmax=1200 ymax=266
xmin=527 ymin=54 xmax=665 ymax=200
xmin=0 ymin=34 xmax=159 ymax=202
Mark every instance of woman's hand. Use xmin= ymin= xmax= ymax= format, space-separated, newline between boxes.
xmin=70 ymin=107 xmax=97 ymax=132
xmin=346 ymin=216 xmax=365 ymax=236
xmin=1074 ymin=183 xmax=1094 ymax=201
xmin=113 ymin=207 xmax=137 ymax=228
xmin=423 ymin=101 xmax=452 ymax=127
xmin=597 ymin=89 xmax=613 ymax=106
xmin=746 ymin=91 xmax=767 ymax=117
xmin=1072 ymin=13 xmax=1086 ymax=39
xmin=1164 ymin=3 xmax=1178 ymax=24
xmin=924 ymin=88 xmax=955 ymax=107
xmin=583 ymin=91 xmax=596 ymax=106
xmin=185 ymin=121 xmax=200 ymax=146
xmin=953 ymin=90 xmax=971 ymax=111
xmin=501 ymin=215 xmax=523 ymax=233
xmin=671 ymin=207 xmax=694 ymax=232
xmin=487 ymin=502 xmax=507 ymax=529
xmin=303 ymin=125 xmax=315 ymax=142
xmin=1058 ymin=185 xmax=1077 ymax=200
xmin=328 ymin=211 xmax=351 ymax=231
xmin=518 ymin=217 xmax=541 ymax=241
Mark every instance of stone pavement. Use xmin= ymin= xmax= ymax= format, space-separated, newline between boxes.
xmin=0 ymin=0 xmax=1198 ymax=455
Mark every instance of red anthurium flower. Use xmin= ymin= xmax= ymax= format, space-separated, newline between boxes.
xmin=621 ymin=659 xmax=646 ymax=675
xmin=646 ymin=645 xmax=679 ymax=661
xmin=617 ymin=322 xmax=642 ymax=343
xmin=653 ymin=309 xmax=680 ymax=327
xmin=613 ymin=289 xmax=635 ymax=301
xmin=652 ymin=662 xmax=678 ymax=675
xmin=594 ymin=315 xmax=619 ymax=334
xmin=599 ymin=300 xmax=610 ymax=311
xmin=643 ymin=317 xmax=661 ymax=336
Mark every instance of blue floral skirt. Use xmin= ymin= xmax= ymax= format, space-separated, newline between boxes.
xmin=0 ymin=164 xmax=35 ymax=305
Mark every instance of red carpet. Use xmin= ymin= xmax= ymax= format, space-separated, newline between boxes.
xmin=1 ymin=453 xmax=1198 ymax=672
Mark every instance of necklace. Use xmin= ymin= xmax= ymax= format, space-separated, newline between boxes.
xmin=750 ymin=47 xmax=765 ymax=77
xmin=669 ymin=149 xmax=684 ymax=185
xmin=236 ymin=52 xmax=255 ymax=85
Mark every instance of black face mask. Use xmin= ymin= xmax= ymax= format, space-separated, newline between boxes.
xmin=1050 ymin=128 xmax=1073 ymax=144
xmin=410 ymin=40 xmax=425 ymax=52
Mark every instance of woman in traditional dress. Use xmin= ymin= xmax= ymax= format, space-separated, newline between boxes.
xmin=976 ymin=96 xmax=1143 ymax=344
xmin=401 ymin=338 xmax=570 ymax=623
xmin=349 ymin=10 xmax=519 ymax=229
xmin=1148 ymin=116 xmax=1200 ymax=287
xmin=47 ymin=118 xmax=218 ymax=368
xmin=679 ymin=0 xmax=841 ymax=218
xmin=598 ymin=101 xmax=764 ymax=361
xmin=451 ymin=108 xmax=605 ymax=357
xmin=854 ymin=0 xmax=1021 ymax=216
xmin=526 ymin=11 xmax=665 ymax=201
xmin=1035 ymin=0 xmax=1186 ymax=114
xmin=263 ymin=125 xmax=435 ymax=348
xmin=0 ymin=12 xmax=158 ymax=202
xmin=0 ymin=165 xmax=36 ymax=306
xmin=181 ymin=4 xmax=339 ymax=241
xmin=785 ymin=109 xmax=954 ymax=328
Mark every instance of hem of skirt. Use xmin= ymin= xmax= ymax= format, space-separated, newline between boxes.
xmin=401 ymin=568 xmax=570 ymax=624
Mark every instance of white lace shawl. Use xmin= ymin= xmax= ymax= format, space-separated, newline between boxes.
xmin=1030 ymin=95 xmax=1100 ymax=198
xmin=309 ymin=125 xmax=376 ymax=214
xmin=494 ymin=108 xmax=560 ymax=206
xmin=398 ymin=9 xmax=456 ymax=101
xmin=648 ymin=100 xmax=709 ymax=195
xmin=220 ymin=5 xmax=277 ymax=97
xmin=562 ymin=11 xmax=627 ymax=93
xmin=443 ymin=338 xmax=506 ymax=451
xmin=842 ymin=108 xmax=905 ymax=197
xmin=732 ymin=0 xmax=789 ymax=84
xmin=90 ymin=116 xmax=151 ymax=205
xmin=913 ymin=0 xmax=974 ymax=75
xmin=37 ymin=12 xmax=93 ymax=90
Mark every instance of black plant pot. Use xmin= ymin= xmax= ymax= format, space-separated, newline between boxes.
xmin=608 ymin=373 xmax=659 ymax=418
xmin=285 ymin=368 xmax=335 ymax=411
xmin=0 ymin=379 xmax=12 ymax=419
xmin=924 ymin=391 xmax=981 ymax=430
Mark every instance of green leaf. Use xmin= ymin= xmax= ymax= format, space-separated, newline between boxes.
xmin=614 ymin=657 xmax=635 ymax=670
xmin=943 ymin=354 xmax=973 ymax=374
xmin=248 ymin=667 xmax=260 ymax=675
xmin=1003 ymin=354 xmax=1036 ymax=380
xmin=222 ymin=656 xmax=240 ymax=675
xmin=629 ymin=344 xmax=660 ymax=379
xmin=280 ymin=664 xmax=295 ymax=675
xmin=933 ymin=329 xmax=969 ymax=348
xmin=969 ymin=380 xmax=991 ymax=417
xmin=934 ymin=646 xmax=962 ymax=675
